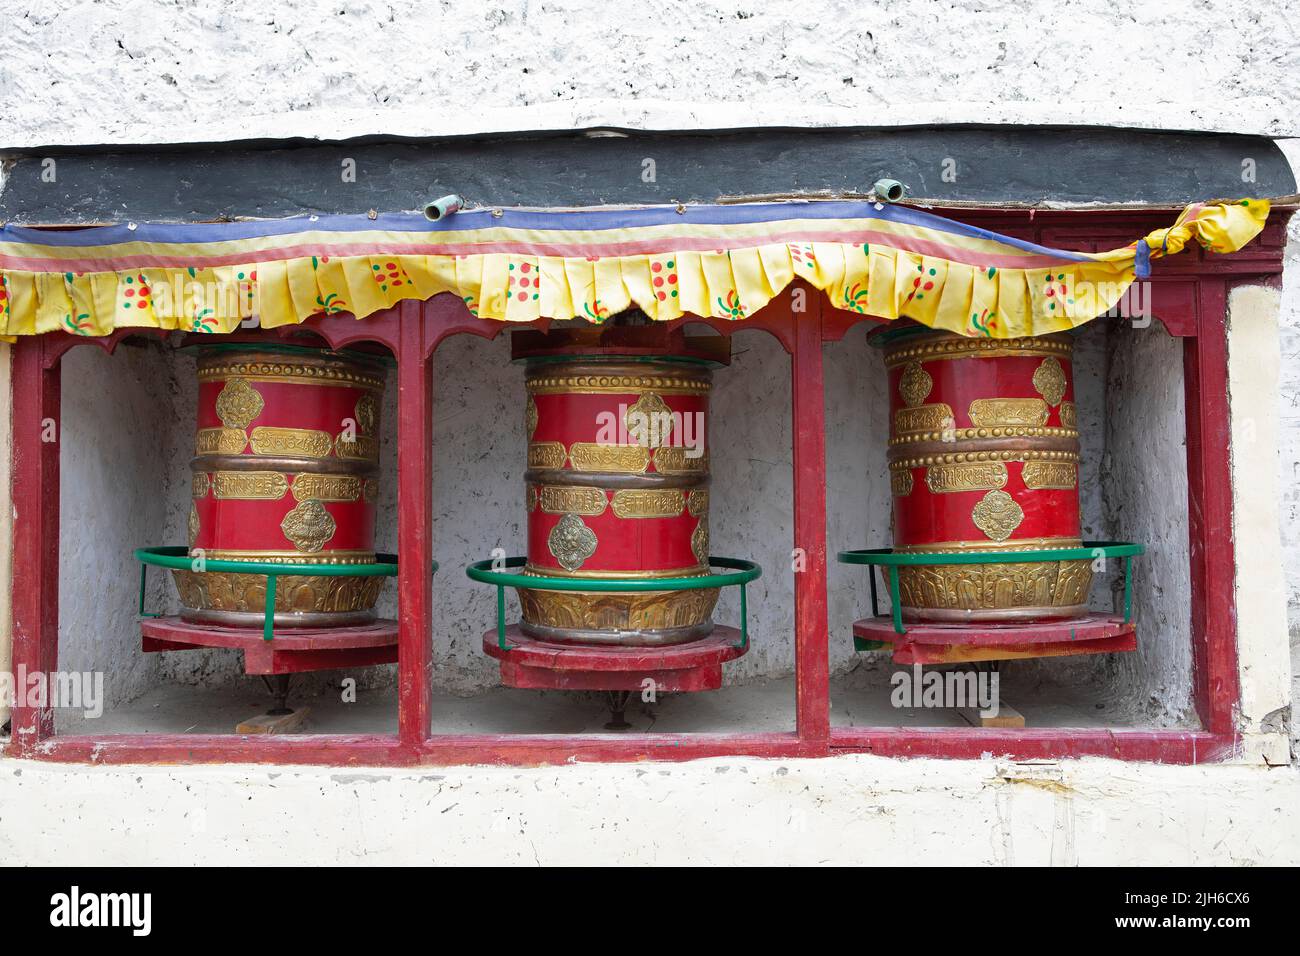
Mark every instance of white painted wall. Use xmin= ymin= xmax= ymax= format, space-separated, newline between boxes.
xmin=2 ymin=0 xmax=1297 ymax=148
xmin=1097 ymin=324 xmax=1194 ymax=723
xmin=2 ymin=755 xmax=1298 ymax=865
xmin=1229 ymin=287 xmax=1293 ymax=743
xmin=57 ymin=344 xmax=179 ymax=714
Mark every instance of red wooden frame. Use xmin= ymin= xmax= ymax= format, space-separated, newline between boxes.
xmin=5 ymin=207 xmax=1289 ymax=766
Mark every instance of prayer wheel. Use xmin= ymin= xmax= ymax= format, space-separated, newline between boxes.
xmin=514 ymin=327 xmax=728 ymax=646
xmin=879 ymin=329 xmax=1091 ymax=623
xmin=173 ymin=345 xmax=387 ymax=627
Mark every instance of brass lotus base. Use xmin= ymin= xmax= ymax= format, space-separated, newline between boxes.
xmin=171 ymin=569 xmax=384 ymax=628
xmin=515 ymin=585 xmax=720 ymax=647
xmin=897 ymin=558 xmax=1093 ymax=623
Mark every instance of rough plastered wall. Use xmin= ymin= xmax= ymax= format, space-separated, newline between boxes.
xmin=824 ymin=324 xmax=889 ymax=677
xmin=2 ymin=0 xmax=1297 ymax=147
xmin=1096 ymin=324 xmax=1194 ymax=723
xmin=2 ymin=755 xmax=1298 ymax=865
xmin=56 ymin=343 xmax=184 ymax=716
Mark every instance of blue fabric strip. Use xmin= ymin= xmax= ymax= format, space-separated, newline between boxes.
xmin=0 ymin=200 xmax=1096 ymax=263
xmin=1134 ymin=239 xmax=1151 ymax=278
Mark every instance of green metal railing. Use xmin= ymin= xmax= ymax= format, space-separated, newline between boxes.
xmin=135 ymin=546 xmax=408 ymax=642
xmin=836 ymin=541 xmax=1144 ymax=637
xmin=465 ymin=555 xmax=762 ymax=651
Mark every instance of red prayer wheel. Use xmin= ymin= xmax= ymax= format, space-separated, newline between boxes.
xmin=174 ymin=345 xmax=388 ymax=627
xmin=878 ymin=329 xmax=1091 ymax=623
xmin=513 ymin=326 xmax=728 ymax=646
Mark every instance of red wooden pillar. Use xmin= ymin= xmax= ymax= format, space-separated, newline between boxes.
xmin=791 ymin=289 xmax=830 ymax=744
xmin=8 ymin=338 xmax=60 ymax=752
xmin=1183 ymin=279 xmax=1240 ymax=737
xmin=396 ymin=300 xmax=434 ymax=745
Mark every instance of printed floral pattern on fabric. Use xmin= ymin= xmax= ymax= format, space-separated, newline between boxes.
xmin=0 ymin=199 xmax=1269 ymax=342
xmin=508 ymin=261 xmax=540 ymax=304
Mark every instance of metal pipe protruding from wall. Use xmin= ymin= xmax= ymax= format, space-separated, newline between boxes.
xmin=424 ymin=194 xmax=464 ymax=221
xmin=871 ymin=179 xmax=907 ymax=203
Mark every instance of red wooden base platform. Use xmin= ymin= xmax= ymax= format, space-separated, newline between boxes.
xmin=852 ymin=614 xmax=1137 ymax=665
xmin=141 ymin=616 xmax=399 ymax=675
xmin=483 ymin=625 xmax=748 ymax=691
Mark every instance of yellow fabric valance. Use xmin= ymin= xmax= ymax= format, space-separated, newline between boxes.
xmin=0 ymin=198 xmax=1269 ymax=340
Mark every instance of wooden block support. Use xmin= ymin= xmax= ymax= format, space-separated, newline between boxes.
xmin=236 ymin=707 xmax=310 ymax=735
xmin=958 ymin=701 xmax=1025 ymax=729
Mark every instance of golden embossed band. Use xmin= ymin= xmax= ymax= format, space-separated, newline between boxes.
xmin=249 ymin=426 xmax=334 ymax=459
xmin=172 ymin=568 xmax=384 ymax=618
xmin=335 ymin=433 xmax=379 ymax=461
xmin=890 ymin=448 xmax=1079 ymax=471
xmin=540 ymin=485 xmax=608 ymax=516
xmin=610 ymin=489 xmax=685 ymax=519
xmin=527 ymin=442 xmax=568 ymax=470
xmin=1059 ymin=402 xmax=1078 ymax=428
xmin=568 ymin=443 xmax=651 ymax=473
xmin=198 ymin=360 xmax=384 ymax=391
xmin=1021 ymin=460 xmax=1078 ymax=490
xmin=889 ymin=426 xmax=1078 ymax=446
xmin=292 ymin=473 xmax=364 ymax=502
xmin=192 ymin=472 xmax=210 ymax=498
xmin=524 ymin=563 xmax=708 ymax=580
xmin=883 ymin=335 xmax=1072 ymax=369
xmin=898 ymin=536 xmax=1081 ymax=554
xmin=213 ymin=471 xmax=289 ymax=500
xmin=515 ymin=587 xmax=719 ymax=637
xmin=925 ymin=461 xmax=1008 ymax=494
xmin=653 ymin=446 xmax=708 ymax=474
xmin=898 ymin=559 xmax=1092 ymax=618
xmin=967 ymin=398 xmax=1049 ymax=428
xmin=196 ymin=427 xmax=249 ymax=455
xmin=526 ymin=373 xmax=710 ymax=396
xmin=894 ymin=403 xmax=954 ymax=437
xmin=195 ymin=548 xmax=375 ymax=565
